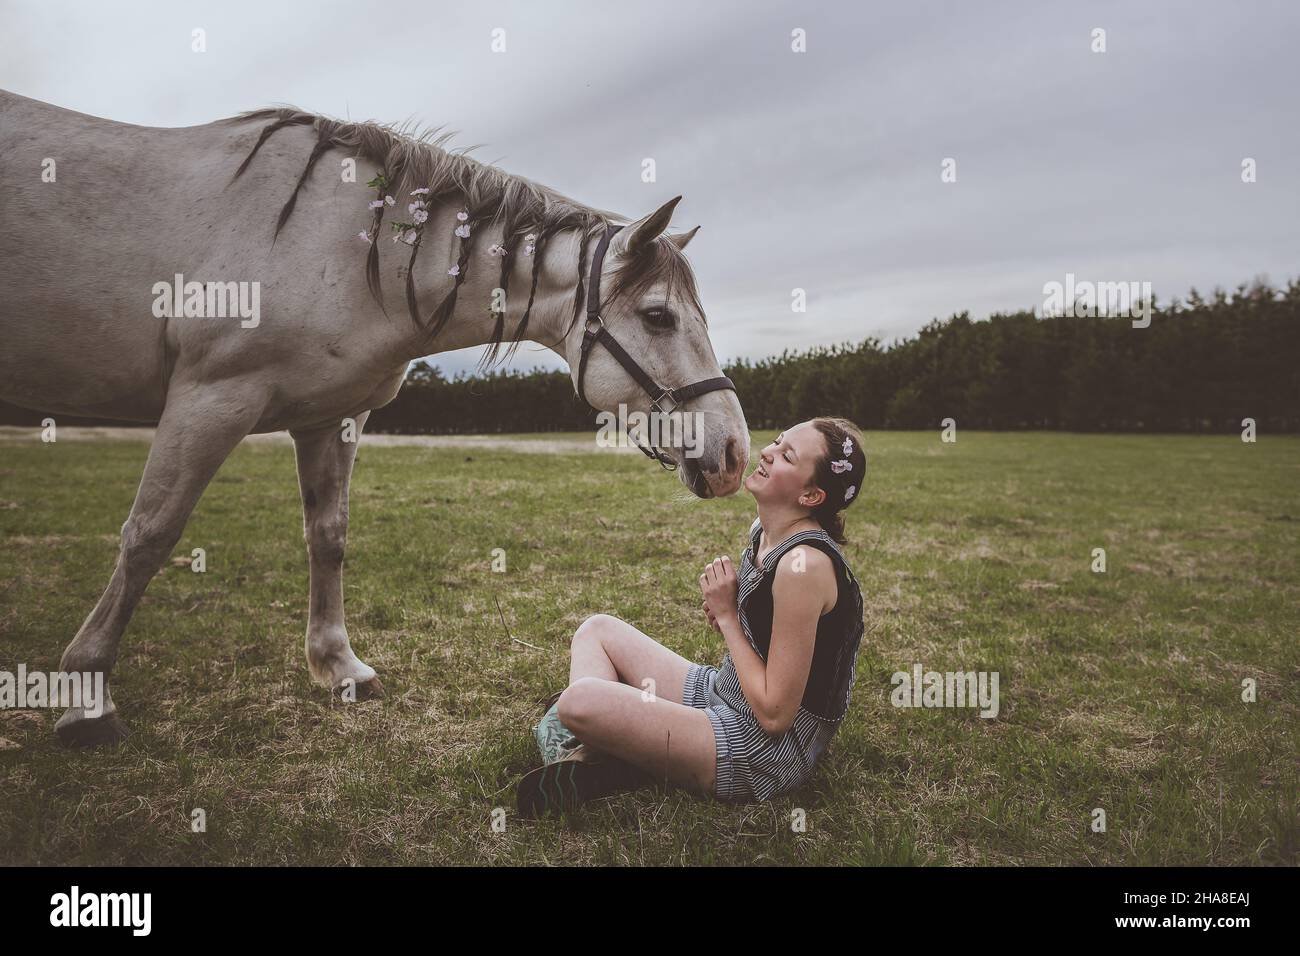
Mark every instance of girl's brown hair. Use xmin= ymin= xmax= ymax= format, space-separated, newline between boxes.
xmin=807 ymin=417 xmax=866 ymax=545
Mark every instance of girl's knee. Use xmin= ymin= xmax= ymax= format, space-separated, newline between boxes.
xmin=556 ymin=676 xmax=605 ymax=731
xmin=572 ymin=613 xmax=621 ymax=649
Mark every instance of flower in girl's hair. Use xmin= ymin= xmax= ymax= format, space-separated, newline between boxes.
xmin=830 ymin=459 xmax=852 ymax=474
xmin=844 ymin=484 xmax=856 ymax=503
xmin=448 ymin=264 xmax=461 ymax=277
xmin=384 ymin=195 xmax=395 ymax=206
xmin=368 ymin=199 xmax=385 ymax=210
xmin=843 ymin=437 xmax=853 ymax=456
xmin=457 ymin=210 xmax=469 ymax=222
xmin=454 ymin=223 xmax=471 ymax=239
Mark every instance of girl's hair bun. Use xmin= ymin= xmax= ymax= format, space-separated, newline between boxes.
xmin=808 ymin=417 xmax=866 ymax=544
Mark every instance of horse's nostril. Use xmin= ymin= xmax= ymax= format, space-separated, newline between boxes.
xmin=724 ymin=437 xmax=740 ymax=476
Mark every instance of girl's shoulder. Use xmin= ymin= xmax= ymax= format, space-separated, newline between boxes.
xmin=773 ymin=530 xmax=859 ymax=591
xmin=757 ymin=523 xmax=841 ymax=570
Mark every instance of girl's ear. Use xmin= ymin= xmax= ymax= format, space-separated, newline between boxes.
xmin=801 ymin=485 xmax=827 ymax=509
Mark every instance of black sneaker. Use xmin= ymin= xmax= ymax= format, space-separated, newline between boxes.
xmin=516 ymin=750 xmax=656 ymax=819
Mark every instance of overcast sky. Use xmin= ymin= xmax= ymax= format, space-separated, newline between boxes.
xmin=4 ymin=0 xmax=1296 ymax=378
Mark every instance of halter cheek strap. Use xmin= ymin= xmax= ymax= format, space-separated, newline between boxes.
xmin=575 ymin=224 xmax=737 ymax=470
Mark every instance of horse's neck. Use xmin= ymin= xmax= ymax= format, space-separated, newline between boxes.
xmin=389 ymin=202 xmax=585 ymax=367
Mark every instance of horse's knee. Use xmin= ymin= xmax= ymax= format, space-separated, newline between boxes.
xmin=306 ymin=514 xmax=347 ymax=566
xmin=557 ymin=676 xmax=605 ymax=733
xmin=119 ymin=514 xmax=179 ymax=577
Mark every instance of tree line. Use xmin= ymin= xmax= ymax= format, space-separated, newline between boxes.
xmin=370 ymin=277 xmax=1300 ymax=434
xmin=2 ymin=278 xmax=1295 ymax=433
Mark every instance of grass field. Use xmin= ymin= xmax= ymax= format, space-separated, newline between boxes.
xmin=1 ymin=428 xmax=1296 ymax=865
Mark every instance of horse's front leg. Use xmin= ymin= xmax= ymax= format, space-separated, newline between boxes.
xmin=56 ymin=381 xmax=266 ymax=746
xmin=291 ymin=412 xmax=383 ymax=699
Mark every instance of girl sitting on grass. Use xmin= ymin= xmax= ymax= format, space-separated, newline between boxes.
xmin=517 ymin=417 xmax=867 ymax=817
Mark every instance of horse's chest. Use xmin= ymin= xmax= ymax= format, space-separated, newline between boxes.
xmin=256 ymin=359 xmax=408 ymax=431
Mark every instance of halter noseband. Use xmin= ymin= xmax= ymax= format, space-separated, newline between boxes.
xmin=575 ymin=224 xmax=737 ymax=470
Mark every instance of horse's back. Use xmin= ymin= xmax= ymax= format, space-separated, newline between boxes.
xmin=1 ymin=91 xmax=407 ymax=427
xmin=0 ymin=91 xmax=279 ymax=419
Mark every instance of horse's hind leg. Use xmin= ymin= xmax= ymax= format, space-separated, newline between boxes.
xmin=55 ymin=384 xmax=265 ymax=746
xmin=291 ymin=412 xmax=383 ymax=699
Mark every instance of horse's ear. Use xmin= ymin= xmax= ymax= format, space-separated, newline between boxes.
xmin=669 ymin=225 xmax=700 ymax=251
xmin=615 ymin=195 xmax=682 ymax=257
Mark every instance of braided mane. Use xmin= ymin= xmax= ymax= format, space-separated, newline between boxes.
xmin=227 ymin=107 xmax=701 ymax=369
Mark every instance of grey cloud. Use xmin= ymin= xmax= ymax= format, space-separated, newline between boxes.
xmin=2 ymin=0 xmax=1295 ymax=379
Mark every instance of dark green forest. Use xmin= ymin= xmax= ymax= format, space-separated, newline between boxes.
xmin=3 ymin=278 xmax=1295 ymax=433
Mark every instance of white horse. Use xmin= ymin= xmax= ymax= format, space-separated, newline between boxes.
xmin=0 ymin=91 xmax=750 ymax=746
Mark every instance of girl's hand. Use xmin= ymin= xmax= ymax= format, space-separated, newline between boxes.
xmin=702 ymin=600 xmax=720 ymax=633
xmin=699 ymin=556 xmax=739 ymax=627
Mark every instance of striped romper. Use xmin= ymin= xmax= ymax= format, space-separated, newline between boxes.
xmin=682 ymin=517 xmax=866 ymax=802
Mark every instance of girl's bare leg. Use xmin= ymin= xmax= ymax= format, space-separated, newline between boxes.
xmin=557 ymin=677 xmax=717 ymax=795
xmin=558 ymin=614 xmax=715 ymax=793
xmin=567 ymin=613 xmax=695 ymax=704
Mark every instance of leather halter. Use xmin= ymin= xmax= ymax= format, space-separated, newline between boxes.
xmin=575 ymin=224 xmax=736 ymax=470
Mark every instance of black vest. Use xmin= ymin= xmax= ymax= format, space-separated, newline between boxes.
xmin=736 ymin=519 xmax=866 ymax=722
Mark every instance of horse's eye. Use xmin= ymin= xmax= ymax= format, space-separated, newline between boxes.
xmin=639 ymin=307 xmax=675 ymax=330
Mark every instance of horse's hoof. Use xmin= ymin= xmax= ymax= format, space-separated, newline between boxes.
xmin=55 ymin=710 xmax=131 ymax=748
xmin=334 ymin=675 xmax=385 ymax=701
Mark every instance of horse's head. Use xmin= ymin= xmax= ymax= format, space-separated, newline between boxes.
xmin=571 ymin=196 xmax=749 ymax=498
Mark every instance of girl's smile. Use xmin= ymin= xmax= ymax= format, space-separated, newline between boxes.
xmin=743 ymin=422 xmax=826 ymax=501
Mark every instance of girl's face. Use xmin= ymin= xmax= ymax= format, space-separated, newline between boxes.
xmin=743 ymin=421 xmax=826 ymax=509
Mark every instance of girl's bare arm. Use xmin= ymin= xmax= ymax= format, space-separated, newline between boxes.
xmin=702 ymin=550 xmax=835 ymax=734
